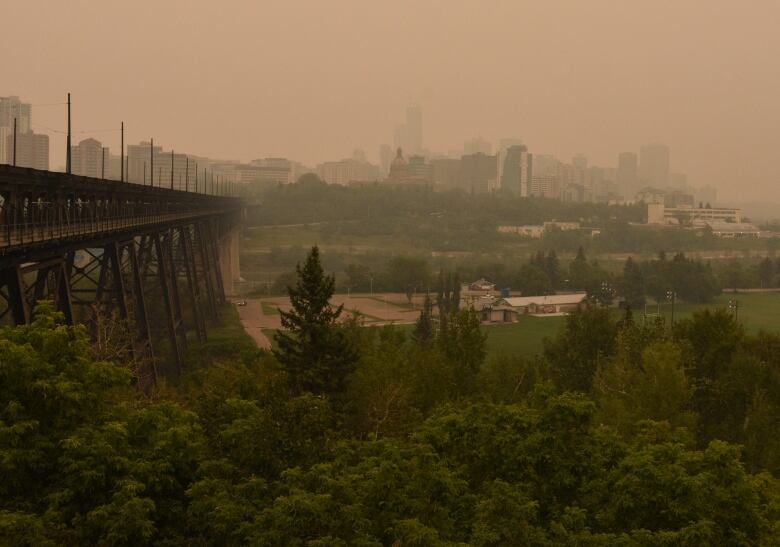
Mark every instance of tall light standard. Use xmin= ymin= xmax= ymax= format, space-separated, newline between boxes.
xmin=729 ymin=298 xmax=740 ymax=321
xmin=667 ymin=290 xmax=677 ymax=327
xmin=600 ymin=281 xmax=614 ymax=306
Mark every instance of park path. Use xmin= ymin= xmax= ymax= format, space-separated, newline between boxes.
xmin=235 ymin=299 xmax=275 ymax=350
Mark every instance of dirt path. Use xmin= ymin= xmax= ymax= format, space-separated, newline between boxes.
xmin=259 ymin=293 xmax=420 ymax=325
xmin=235 ymin=299 xmax=275 ymax=349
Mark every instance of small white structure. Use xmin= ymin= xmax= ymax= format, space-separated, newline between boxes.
xmin=706 ymin=221 xmax=760 ymax=238
xmin=498 ymin=221 xmax=581 ymax=239
xmin=468 ymin=278 xmax=495 ymax=292
xmin=482 ymin=292 xmax=588 ymax=322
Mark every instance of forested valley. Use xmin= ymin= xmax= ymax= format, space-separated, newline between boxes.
xmin=1 ymin=247 xmax=779 ymax=546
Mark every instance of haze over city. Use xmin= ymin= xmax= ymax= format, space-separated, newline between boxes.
xmin=3 ymin=0 xmax=780 ymax=203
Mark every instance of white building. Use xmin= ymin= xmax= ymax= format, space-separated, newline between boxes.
xmin=483 ymin=293 xmax=588 ymax=322
xmin=706 ymin=222 xmax=759 ymax=238
xmin=647 ymin=202 xmax=741 ymax=225
xmin=316 ymin=158 xmax=380 ymax=185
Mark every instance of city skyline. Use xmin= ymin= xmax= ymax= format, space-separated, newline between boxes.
xmin=3 ymin=1 xmax=780 ymax=202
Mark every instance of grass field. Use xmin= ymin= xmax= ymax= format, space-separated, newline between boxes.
xmin=482 ymin=316 xmax=567 ymax=358
xmin=644 ymin=292 xmax=780 ymax=335
xmin=480 ymin=291 xmax=780 ymax=358
xmin=247 ymin=292 xmax=780 ymax=361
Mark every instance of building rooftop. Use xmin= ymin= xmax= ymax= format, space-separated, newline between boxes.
xmin=497 ymin=293 xmax=588 ymax=307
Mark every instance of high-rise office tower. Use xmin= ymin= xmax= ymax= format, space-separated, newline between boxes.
xmin=5 ymin=131 xmax=49 ymax=170
xmin=379 ymin=144 xmax=394 ymax=176
xmin=497 ymin=138 xmax=523 ymax=184
xmin=639 ymin=143 xmax=670 ymax=187
xmin=406 ymin=104 xmax=422 ymax=155
xmin=499 ymin=144 xmax=532 ymax=196
xmin=0 ymin=96 xmax=33 ymax=166
xmin=572 ymin=154 xmax=588 ymax=169
xmin=617 ymin=152 xmax=638 ymax=198
xmin=530 ymin=154 xmax=560 ymax=198
xmin=393 ymin=105 xmax=423 ymax=156
xmin=463 ymin=137 xmax=492 ymax=156
xmin=461 ymin=152 xmax=497 ymax=193
xmin=71 ymin=138 xmax=107 ymax=178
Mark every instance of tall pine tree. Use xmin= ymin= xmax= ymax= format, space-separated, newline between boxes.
xmin=274 ymin=246 xmax=358 ymax=396
xmin=412 ymin=293 xmax=434 ymax=346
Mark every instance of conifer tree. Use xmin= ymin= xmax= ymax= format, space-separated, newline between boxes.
xmin=274 ymin=246 xmax=358 ymax=396
xmin=412 ymin=293 xmax=434 ymax=346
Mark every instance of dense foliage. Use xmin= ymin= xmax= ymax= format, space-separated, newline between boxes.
xmin=1 ymin=256 xmax=779 ymax=544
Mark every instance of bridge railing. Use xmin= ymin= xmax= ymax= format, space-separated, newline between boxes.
xmin=0 ymin=199 xmax=233 ymax=249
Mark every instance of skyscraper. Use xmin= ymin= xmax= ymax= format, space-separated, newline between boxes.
xmin=463 ymin=137 xmax=492 ymax=156
xmin=497 ymin=138 xmax=523 ymax=184
xmin=617 ymin=152 xmax=638 ymax=198
xmin=461 ymin=152 xmax=497 ymax=193
xmin=572 ymin=154 xmax=588 ymax=169
xmin=379 ymin=144 xmax=393 ymax=176
xmin=5 ymin=131 xmax=49 ymax=170
xmin=0 ymin=96 xmax=33 ymax=166
xmin=639 ymin=143 xmax=670 ymax=188
xmin=531 ymin=154 xmax=560 ymax=198
xmin=405 ymin=104 xmax=422 ymax=155
xmin=71 ymin=138 xmax=107 ymax=178
xmin=499 ymin=144 xmax=532 ymax=196
xmin=393 ymin=105 xmax=423 ymax=156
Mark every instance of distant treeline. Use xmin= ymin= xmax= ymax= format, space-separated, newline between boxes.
xmin=247 ymin=174 xmax=645 ymax=227
xmin=261 ymin=248 xmax=724 ymax=304
xmin=245 ymin=175 xmax=774 ymax=254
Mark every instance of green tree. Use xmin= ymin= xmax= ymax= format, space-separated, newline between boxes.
xmin=757 ymin=257 xmax=774 ymax=288
xmin=515 ymin=264 xmax=552 ymax=296
xmin=618 ymin=256 xmax=645 ymax=308
xmin=438 ymin=308 xmax=487 ymax=396
xmin=545 ymin=250 xmax=561 ymax=288
xmin=412 ymin=293 xmax=435 ymax=346
xmin=594 ymin=340 xmax=697 ymax=436
xmin=274 ymin=246 xmax=358 ymax=396
xmin=544 ymin=304 xmax=618 ymax=392
xmin=386 ymin=256 xmax=430 ymax=302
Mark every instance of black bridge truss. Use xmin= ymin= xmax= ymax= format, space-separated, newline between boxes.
xmin=0 ymin=164 xmax=243 ymax=382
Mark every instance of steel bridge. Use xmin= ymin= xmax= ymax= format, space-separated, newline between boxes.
xmin=0 ymin=164 xmax=244 ymax=380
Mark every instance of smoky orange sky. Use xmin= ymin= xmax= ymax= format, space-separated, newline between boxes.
xmin=3 ymin=0 xmax=779 ymax=202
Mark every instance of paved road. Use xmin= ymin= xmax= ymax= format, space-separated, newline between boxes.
xmin=235 ymin=299 xmax=274 ymax=350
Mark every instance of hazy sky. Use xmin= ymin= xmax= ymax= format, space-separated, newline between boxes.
xmin=3 ymin=0 xmax=779 ymax=201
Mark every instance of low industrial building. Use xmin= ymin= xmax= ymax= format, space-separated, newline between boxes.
xmin=481 ymin=292 xmax=588 ymax=322
xmin=647 ymin=202 xmax=741 ymax=225
xmin=706 ymin=221 xmax=760 ymax=238
xmin=497 ymin=221 xmax=581 ymax=239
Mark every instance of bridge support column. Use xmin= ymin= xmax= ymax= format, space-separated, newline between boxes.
xmin=218 ymin=227 xmax=241 ymax=297
xmin=0 ymin=265 xmax=29 ymax=325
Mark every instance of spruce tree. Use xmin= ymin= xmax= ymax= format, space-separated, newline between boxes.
xmin=412 ymin=293 xmax=434 ymax=346
xmin=274 ymin=246 xmax=358 ymax=396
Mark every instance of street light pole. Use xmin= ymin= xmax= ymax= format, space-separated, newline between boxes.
xmin=729 ymin=299 xmax=740 ymax=321
xmin=667 ymin=290 xmax=676 ymax=328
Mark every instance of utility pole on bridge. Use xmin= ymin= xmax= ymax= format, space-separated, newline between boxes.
xmin=120 ymin=121 xmax=124 ymax=182
xmin=66 ymin=93 xmax=72 ymax=174
xmin=150 ymin=138 xmax=154 ymax=186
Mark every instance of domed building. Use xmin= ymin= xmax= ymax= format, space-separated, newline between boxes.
xmin=387 ymin=147 xmax=409 ymax=184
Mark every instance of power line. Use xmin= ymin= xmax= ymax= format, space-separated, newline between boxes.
xmin=31 ymin=123 xmax=121 ymax=135
xmin=28 ymin=102 xmax=68 ymax=107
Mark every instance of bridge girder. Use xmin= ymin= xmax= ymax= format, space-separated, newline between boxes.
xmin=0 ymin=165 xmax=244 ymax=384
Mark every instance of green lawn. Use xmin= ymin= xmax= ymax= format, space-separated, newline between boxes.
xmin=482 ymin=316 xmax=567 ymax=358
xmin=644 ymin=292 xmax=780 ymax=335
xmin=253 ymin=292 xmax=780 ymax=361
xmin=480 ymin=292 xmax=780 ymax=358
